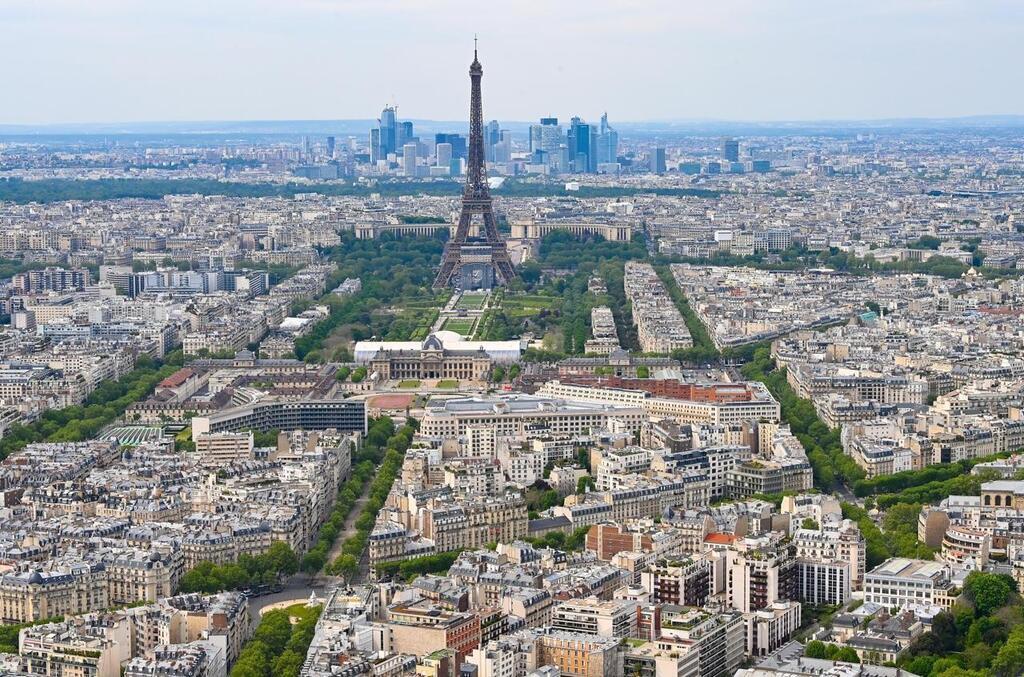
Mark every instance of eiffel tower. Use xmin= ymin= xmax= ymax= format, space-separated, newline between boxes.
xmin=433 ymin=41 xmax=516 ymax=289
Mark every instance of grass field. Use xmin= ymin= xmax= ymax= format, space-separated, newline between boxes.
xmin=397 ymin=380 xmax=422 ymax=388
xmin=456 ymin=292 xmax=489 ymax=310
xmin=442 ymin=318 xmax=476 ymax=335
xmin=436 ymin=379 xmax=459 ymax=389
xmin=502 ymin=293 xmax=557 ymax=317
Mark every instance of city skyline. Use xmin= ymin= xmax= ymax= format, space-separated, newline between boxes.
xmin=2 ymin=4 xmax=1024 ymax=677
xmin=3 ymin=0 xmax=1023 ymax=126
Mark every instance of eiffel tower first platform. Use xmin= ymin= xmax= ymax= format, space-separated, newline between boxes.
xmin=433 ymin=43 xmax=516 ymax=290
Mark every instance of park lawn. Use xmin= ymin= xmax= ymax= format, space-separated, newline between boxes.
xmin=456 ymin=293 xmax=488 ymax=310
xmin=401 ymin=299 xmax=445 ymax=310
xmin=397 ymin=380 xmax=422 ymax=389
xmin=506 ymin=306 xmax=543 ymax=318
xmin=284 ymin=602 xmax=321 ymax=624
xmin=442 ymin=318 xmax=476 ymax=335
xmin=505 ymin=294 xmax=557 ymax=308
xmin=436 ymin=379 xmax=459 ymax=389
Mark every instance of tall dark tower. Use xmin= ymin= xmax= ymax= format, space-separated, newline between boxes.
xmin=433 ymin=41 xmax=516 ymax=290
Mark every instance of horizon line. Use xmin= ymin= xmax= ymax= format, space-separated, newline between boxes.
xmin=2 ymin=113 xmax=1024 ymax=132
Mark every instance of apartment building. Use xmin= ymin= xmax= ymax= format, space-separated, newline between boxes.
xmin=728 ymin=535 xmax=798 ymax=614
xmin=551 ymin=597 xmax=638 ymax=639
xmin=641 ymin=556 xmax=712 ymax=608
xmin=660 ymin=607 xmax=745 ymax=677
xmin=194 ymin=431 xmax=254 ymax=465
xmin=529 ymin=629 xmax=624 ymax=677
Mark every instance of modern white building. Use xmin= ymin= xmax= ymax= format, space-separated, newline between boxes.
xmin=863 ymin=558 xmax=956 ymax=609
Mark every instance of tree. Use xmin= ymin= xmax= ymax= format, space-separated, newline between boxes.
xmin=217 ymin=563 xmax=250 ymax=590
xmin=934 ymin=668 xmax=991 ymax=677
xmin=301 ymin=551 xmax=326 ymax=574
xmin=835 ymin=647 xmax=860 ymax=663
xmin=965 ymin=571 xmax=1014 ymax=617
xmin=908 ymin=235 xmax=942 ymax=250
xmin=903 ymin=655 xmax=936 ymax=676
xmin=252 ymin=610 xmax=292 ymax=654
xmin=576 ymin=476 xmax=595 ymax=494
xmin=334 ymin=554 xmax=358 ymax=579
xmin=962 ymin=642 xmax=996 ymax=670
xmin=967 ymin=614 xmax=1007 ymax=647
xmin=804 ymin=641 xmax=827 ymax=659
xmin=272 ymin=649 xmax=305 ymax=677
xmin=266 ymin=541 xmax=299 ymax=577
xmin=992 ymin=625 xmax=1024 ymax=677
xmin=930 ymin=611 xmax=963 ymax=653
xmin=230 ymin=640 xmax=272 ymax=677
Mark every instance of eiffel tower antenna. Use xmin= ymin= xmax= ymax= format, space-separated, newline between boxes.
xmin=433 ymin=39 xmax=516 ymax=289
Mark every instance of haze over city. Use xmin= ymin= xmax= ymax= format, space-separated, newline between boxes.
xmin=3 ymin=0 xmax=1024 ymax=125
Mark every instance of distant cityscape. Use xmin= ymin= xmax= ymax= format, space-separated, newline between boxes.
xmin=1 ymin=28 xmax=1024 ymax=677
xmin=289 ymin=109 xmax=767 ymax=181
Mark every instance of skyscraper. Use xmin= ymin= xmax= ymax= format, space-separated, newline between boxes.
xmin=434 ymin=43 xmax=516 ymax=289
xmin=485 ymin=120 xmax=500 ymax=162
xmin=379 ymin=106 xmax=398 ymax=158
xmin=494 ymin=129 xmax=512 ymax=164
xmin=722 ymin=137 xmax=740 ymax=163
xmin=530 ymin=118 xmax=563 ymax=157
xmin=596 ymin=112 xmax=619 ymax=165
xmin=399 ymin=121 xmax=414 ymax=147
xmin=435 ymin=133 xmax=467 ymax=159
xmin=568 ymin=118 xmax=592 ymax=173
xmin=436 ymin=142 xmax=453 ymax=168
xmin=402 ymin=142 xmax=418 ymax=177
xmin=326 ymin=136 xmax=336 ymax=159
xmin=369 ymin=128 xmax=381 ymax=164
xmin=650 ymin=147 xmax=667 ymax=174
xmin=529 ymin=124 xmax=542 ymax=154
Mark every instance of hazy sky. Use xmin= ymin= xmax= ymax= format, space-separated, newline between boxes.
xmin=3 ymin=0 xmax=1023 ymax=125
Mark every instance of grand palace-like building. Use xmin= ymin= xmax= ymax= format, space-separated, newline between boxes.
xmin=354 ymin=331 xmax=522 ymax=381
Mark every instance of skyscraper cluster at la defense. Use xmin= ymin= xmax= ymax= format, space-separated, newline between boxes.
xmin=368 ymin=86 xmax=618 ymax=177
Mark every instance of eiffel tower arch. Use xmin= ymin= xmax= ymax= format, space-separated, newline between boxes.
xmin=433 ymin=43 xmax=516 ymax=290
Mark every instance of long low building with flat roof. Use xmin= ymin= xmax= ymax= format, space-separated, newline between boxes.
xmin=191 ymin=399 xmax=367 ymax=436
xmin=537 ymin=379 xmax=780 ymax=426
xmin=863 ymin=558 xmax=958 ymax=609
xmin=419 ymin=394 xmax=646 ymax=439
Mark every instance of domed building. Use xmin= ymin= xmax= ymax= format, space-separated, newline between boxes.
xmin=354 ymin=330 xmax=522 ymax=381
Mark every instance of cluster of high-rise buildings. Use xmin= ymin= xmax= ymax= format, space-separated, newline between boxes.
xmin=364 ymin=107 xmax=622 ymax=179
